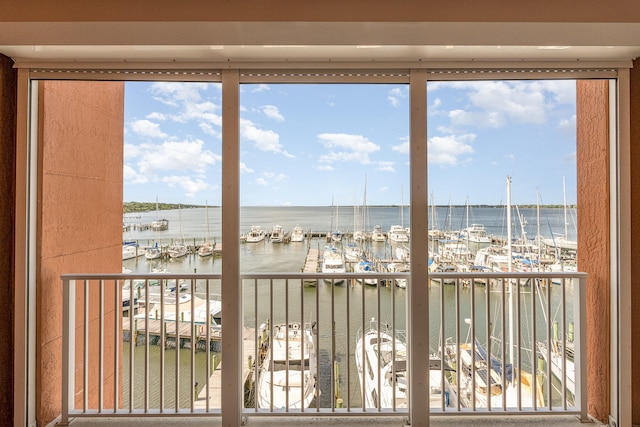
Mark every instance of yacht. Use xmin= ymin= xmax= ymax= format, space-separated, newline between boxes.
xmin=290 ymin=225 xmax=305 ymax=242
xmin=388 ymin=225 xmax=409 ymax=244
xmin=257 ymin=322 xmax=319 ymax=410
xmin=245 ymin=225 xmax=266 ymax=243
xmin=321 ymin=246 xmax=346 ymax=285
xmin=371 ymin=225 xmax=386 ymax=242
xmin=270 ymin=225 xmax=285 ymax=243
xmin=356 ymin=319 xmax=458 ymax=409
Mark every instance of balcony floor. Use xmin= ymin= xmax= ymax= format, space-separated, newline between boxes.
xmin=59 ymin=414 xmax=596 ymax=427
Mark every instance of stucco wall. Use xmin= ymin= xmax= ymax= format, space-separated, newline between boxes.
xmin=0 ymin=53 xmax=16 ymax=423
xmin=576 ymin=80 xmax=610 ymax=424
xmin=37 ymin=80 xmax=124 ymax=425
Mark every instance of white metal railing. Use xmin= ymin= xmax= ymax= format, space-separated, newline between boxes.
xmin=60 ymin=271 xmax=587 ymax=424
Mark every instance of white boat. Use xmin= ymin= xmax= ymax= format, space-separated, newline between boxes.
xmin=443 ymin=339 xmax=543 ymax=409
xmin=198 ymin=241 xmax=214 ymax=257
xmin=388 ymin=225 xmax=409 ymax=244
xmin=290 ymin=225 xmax=305 ymax=242
xmin=537 ymin=338 xmax=575 ymax=399
xmin=245 ymin=225 xmax=266 ymax=243
xmin=122 ymin=244 xmax=144 ymax=260
xmin=135 ymin=292 xmax=222 ymax=325
xmin=257 ymin=322 xmax=319 ymax=410
xmin=344 ymin=242 xmax=362 ymax=263
xmin=356 ymin=319 xmax=458 ymax=409
xmin=321 ymin=246 xmax=345 ymax=285
xmin=371 ymin=225 xmax=386 ymax=242
xmin=270 ymin=225 xmax=285 ymax=243
xmin=354 ymin=260 xmax=377 ymax=286
xmin=168 ymin=242 xmax=188 ymax=258
xmin=199 ymin=201 xmax=214 ymax=256
xmin=145 ymin=244 xmax=162 ymax=260
xmin=460 ymin=223 xmax=491 ymax=244
xmin=150 ymin=218 xmax=169 ymax=231
xmin=386 ymin=262 xmax=408 ymax=288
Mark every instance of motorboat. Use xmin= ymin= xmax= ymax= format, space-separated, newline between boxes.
xmin=354 ymin=260 xmax=377 ymax=286
xmin=122 ymin=243 xmax=144 ymax=260
xmin=388 ymin=225 xmax=409 ymax=244
xmin=256 ymin=322 xmax=319 ymax=410
xmin=198 ymin=241 xmax=214 ymax=257
xmin=371 ymin=225 xmax=386 ymax=242
xmin=290 ymin=225 xmax=305 ymax=242
xmin=356 ymin=319 xmax=458 ymax=409
xmin=270 ymin=225 xmax=285 ymax=243
xmin=245 ymin=226 xmax=266 ymax=243
xmin=321 ymin=246 xmax=345 ymax=285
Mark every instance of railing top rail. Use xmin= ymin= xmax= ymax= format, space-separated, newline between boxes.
xmin=61 ymin=271 xmax=587 ymax=281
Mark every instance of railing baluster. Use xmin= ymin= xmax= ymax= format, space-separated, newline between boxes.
xmin=58 ymin=271 xmax=587 ymax=420
xmin=99 ymin=280 xmax=104 ymax=413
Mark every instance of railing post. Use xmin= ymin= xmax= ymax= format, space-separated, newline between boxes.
xmin=575 ymin=274 xmax=588 ymax=422
xmin=59 ymin=278 xmax=75 ymax=426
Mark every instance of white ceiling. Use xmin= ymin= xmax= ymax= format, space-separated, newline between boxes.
xmin=1 ymin=22 xmax=640 ymax=65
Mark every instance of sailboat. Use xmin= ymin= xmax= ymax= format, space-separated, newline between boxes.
xmin=388 ymin=186 xmax=409 ymax=244
xmin=443 ymin=177 xmax=544 ymax=409
xmin=145 ymin=197 xmax=163 ymax=260
xmin=198 ymin=201 xmax=214 ymax=257
xmin=168 ymin=204 xmax=188 ymax=258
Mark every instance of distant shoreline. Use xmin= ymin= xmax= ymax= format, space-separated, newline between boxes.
xmin=123 ymin=201 xmax=575 ymax=214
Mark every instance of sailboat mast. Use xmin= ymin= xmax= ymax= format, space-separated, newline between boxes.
xmin=563 ymin=176 xmax=568 ymax=240
xmin=507 ymin=176 xmax=514 ymax=366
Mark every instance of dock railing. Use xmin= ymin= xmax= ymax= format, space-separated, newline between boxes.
xmin=60 ymin=270 xmax=587 ymax=424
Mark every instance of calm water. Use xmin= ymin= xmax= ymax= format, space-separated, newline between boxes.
xmin=121 ymin=206 xmax=577 ymax=408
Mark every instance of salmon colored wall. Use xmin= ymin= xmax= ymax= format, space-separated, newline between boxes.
xmin=37 ymin=80 xmax=124 ymax=425
xmin=0 ymin=54 xmax=16 ymax=423
xmin=631 ymin=59 xmax=640 ymax=426
xmin=576 ymin=80 xmax=610 ymax=424
xmin=2 ymin=0 xmax=640 ymax=22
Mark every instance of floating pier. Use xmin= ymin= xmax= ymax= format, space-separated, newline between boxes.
xmin=123 ymin=316 xmax=222 ymax=352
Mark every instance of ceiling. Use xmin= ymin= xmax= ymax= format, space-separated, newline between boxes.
xmin=1 ymin=22 xmax=640 ymax=66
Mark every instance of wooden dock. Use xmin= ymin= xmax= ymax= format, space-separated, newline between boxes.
xmin=194 ymin=327 xmax=257 ymax=410
xmin=123 ymin=316 xmax=222 ymax=351
xmin=302 ymin=247 xmax=319 ymax=273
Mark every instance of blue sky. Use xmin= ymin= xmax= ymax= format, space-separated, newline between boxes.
xmin=123 ymin=80 xmax=576 ymax=207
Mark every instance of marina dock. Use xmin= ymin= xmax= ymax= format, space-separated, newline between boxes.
xmin=194 ymin=327 xmax=256 ymax=409
xmin=123 ymin=316 xmax=222 ymax=352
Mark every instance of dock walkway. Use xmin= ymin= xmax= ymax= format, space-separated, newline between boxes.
xmin=194 ymin=327 xmax=256 ymax=410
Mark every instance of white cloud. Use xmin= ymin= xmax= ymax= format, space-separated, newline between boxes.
xmin=252 ymin=84 xmax=270 ymax=93
xmin=428 ymin=133 xmax=476 ymax=165
xmin=161 ymin=175 xmax=212 ymax=198
xmin=317 ymin=133 xmax=380 ymax=165
xmin=123 ymin=164 xmax=148 ymax=184
xmin=240 ymin=162 xmax=254 ymax=174
xmin=130 ymin=119 xmax=167 ymax=138
xmin=388 ymin=87 xmax=406 ymax=107
xmin=377 ymin=161 xmax=395 ymax=172
xmin=256 ymin=177 xmax=268 ymax=186
xmin=132 ymin=139 xmax=218 ymax=175
xmin=241 ymin=118 xmax=294 ymax=158
xmin=261 ymin=105 xmax=285 ymax=122
xmin=317 ymin=165 xmax=334 ymax=171
xmin=559 ymin=114 xmax=576 ymax=136
xmin=392 ymin=138 xmax=410 ymax=155
xmin=147 ymin=112 xmax=167 ymax=121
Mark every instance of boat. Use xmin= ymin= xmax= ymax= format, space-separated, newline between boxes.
xmin=321 ymin=245 xmax=345 ymax=285
xmin=443 ymin=177 xmax=545 ymax=410
xmin=386 ymin=262 xmax=408 ymax=288
xmin=145 ymin=243 xmax=162 ymax=260
xmin=122 ymin=243 xmax=144 ymax=260
xmin=537 ymin=329 xmax=576 ymax=400
xmin=245 ymin=225 xmax=266 ymax=243
xmin=354 ymin=260 xmax=377 ymax=286
xmin=290 ymin=225 xmax=305 ymax=242
xmin=388 ymin=224 xmax=409 ymax=244
xmin=198 ymin=241 xmax=214 ymax=257
xmin=256 ymin=322 xmax=319 ymax=410
xmin=371 ymin=225 xmax=386 ymax=242
xmin=167 ymin=242 xmax=188 ymax=258
xmin=356 ymin=319 xmax=458 ymax=409
xmin=460 ymin=224 xmax=491 ymax=244
xmin=198 ymin=201 xmax=214 ymax=256
xmin=150 ymin=218 xmax=169 ymax=231
xmin=270 ymin=225 xmax=285 ymax=243
xmin=344 ymin=242 xmax=362 ymax=263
